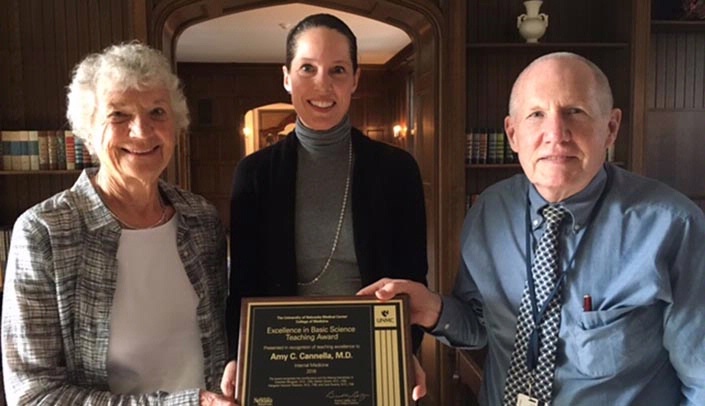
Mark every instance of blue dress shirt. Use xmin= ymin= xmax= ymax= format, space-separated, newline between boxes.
xmin=434 ymin=164 xmax=705 ymax=405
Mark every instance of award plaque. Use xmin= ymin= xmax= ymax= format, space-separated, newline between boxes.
xmin=237 ymin=296 xmax=414 ymax=406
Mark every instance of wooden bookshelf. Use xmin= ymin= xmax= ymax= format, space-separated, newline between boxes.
xmin=466 ymin=163 xmax=521 ymax=169
xmin=0 ymin=170 xmax=82 ymax=176
xmin=466 ymin=42 xmax=629 ymax=49
xmin=0 ymin=127 xmax=89 ymax=224
xmin=651 ymin=20 xmax=705 ymax=32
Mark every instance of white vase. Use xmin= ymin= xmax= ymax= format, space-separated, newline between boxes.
xmin=517 ymin=0 xmax=549 ymax=43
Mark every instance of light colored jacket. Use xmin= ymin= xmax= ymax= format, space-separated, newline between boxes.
xmin=2 ymin=168 xmax=228 ymax=405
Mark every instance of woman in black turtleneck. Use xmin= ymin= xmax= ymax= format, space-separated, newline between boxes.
xmin=222 ymin=13 xmax=428 ymax=401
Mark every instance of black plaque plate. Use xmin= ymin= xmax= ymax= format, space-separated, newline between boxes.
xmin=237 ymin=296 xmax=413 ymax=406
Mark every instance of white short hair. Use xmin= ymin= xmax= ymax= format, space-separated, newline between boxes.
xmin=66 ymin=42 xmax=189 ymax=155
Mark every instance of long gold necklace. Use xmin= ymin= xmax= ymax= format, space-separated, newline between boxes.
xmin=298 ymin=138 xmax=353 ymax=286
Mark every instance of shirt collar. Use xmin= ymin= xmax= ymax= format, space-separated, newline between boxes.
xmin=528 ymin=165 xmax=608 ymax=233
xmin=72 ymin=167 xmax=119 ymax=231
xmin=73 ymin=167 xmax=196 ymax=231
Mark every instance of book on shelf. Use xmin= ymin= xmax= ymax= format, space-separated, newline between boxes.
xmin=492 ymin=130 xmax=507 ymax=164
xmin=65 ymin=131 xmax=76 ymax=170
xmin=38 ymin=131 xmax=50 ymax=170
xmin=504 ymin=132 xmax=516 ymax=163
xmin=1 ymin=131 xmax=25 ymax=170
xmin=465 ymin=132 xmax=473 ymax=165
xmin=82 ymin=140 xmax=92 ymax=168
xmin=28 ymin=131 xmax=40 ymax=170
xmin=488 ymin=130 xmax=497 ymax=164
xmin=56 ymin=130 xmax=67 ymax=170
xmin=1 ymin=133 xmax=7 ymax=170
xmin=20 ymin=131 xmax=31 ymax=170
xmin=75 ymin=137 xmax=84 ymax=170
xmin=471 ymin=129 xmax=481 ymax=164
xmin=47 ymin=131 xmax=59 ymax=170
xmin=478 ymin=129 xmax=488 ymax=164
xmin=0 ymin=135 xmax=3 ymax=170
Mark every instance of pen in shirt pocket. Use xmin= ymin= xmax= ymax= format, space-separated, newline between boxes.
xmin=583 ymin=294 xmax=593 ymax=312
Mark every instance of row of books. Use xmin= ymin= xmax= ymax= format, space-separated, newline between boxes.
xmin=0 ymin=226 xmax=11 ymax=292
xmin=465 ymin=128 xmax=518 ymax=165
xmin=0 ymin=130 xmax=95 ymax=171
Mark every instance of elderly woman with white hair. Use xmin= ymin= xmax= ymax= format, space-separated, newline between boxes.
xmin=1 ymin=43 xmax=233 ymax=405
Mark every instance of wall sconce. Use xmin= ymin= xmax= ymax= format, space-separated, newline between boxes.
xmin=243 ymin=126 xmax=253 ymax=137
xmin=393 ymin=124 xmax=407 ymax=138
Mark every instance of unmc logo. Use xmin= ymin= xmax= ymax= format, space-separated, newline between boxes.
xmin=374 ymin=305 xmax=397 ymax=328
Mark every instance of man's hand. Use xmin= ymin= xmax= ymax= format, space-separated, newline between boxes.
xmin=412 ymin=354 xmax=427 ymax=401
xmin=220 ymin=360 xmax=238 ymax=398
xmin=357 ymin=278 xmax=442 ymax=329
xmin=200 ymin=390 xmax=237 ymax=405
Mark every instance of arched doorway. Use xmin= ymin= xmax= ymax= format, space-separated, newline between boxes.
xmin=150 ymin=2 xmax=468 ymax=404
xmin=243 ymin=103 xmax=296 ymax=155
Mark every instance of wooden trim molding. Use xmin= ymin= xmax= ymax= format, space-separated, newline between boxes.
xmin=130 ymin=0 xmax=149 ymax=42
xmin=630 ymin=0 xmax=651 ymax=174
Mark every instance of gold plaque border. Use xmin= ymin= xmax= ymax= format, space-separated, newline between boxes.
xmin=236 ymin=295 xmax=414 ymax=405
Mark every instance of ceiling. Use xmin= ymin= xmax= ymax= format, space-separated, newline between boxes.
xmin=175 ymin=3 xmax=411 ymax=65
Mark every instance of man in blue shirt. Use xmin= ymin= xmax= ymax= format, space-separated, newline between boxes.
xmin=359 ymin=52 xmax=705 ymax=405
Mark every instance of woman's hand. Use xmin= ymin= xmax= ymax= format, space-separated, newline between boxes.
xmin=357 ymin=278 xmax=442 ymax=329
xmin=411 ymin=354 xmax=427 ymax=401
xmin=220 ymin=360 xmax=238 ymax=398
xmin=200 ymin=390 xmax=237 ymax=405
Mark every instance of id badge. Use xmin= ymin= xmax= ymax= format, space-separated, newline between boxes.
xmin=516 ymin=393 xmax=547 ymax=406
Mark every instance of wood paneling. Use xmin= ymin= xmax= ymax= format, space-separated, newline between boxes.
xmin=439 ymin=2 xmax=469 ymax=404
xmin=0 ymin=0 xmax=135 ymax=226
xmin=648 ymin=32 xmax=705 ymax=110
xmin=384 ymin=46 xmax=414 ymax=150
xmin=178 ymin=63 xmax=282 ymax=227
xmin=0 ymin=173 xmax=78 ymax=225
xmin=629 ymin=0 xmax=651 ymax=174
xmin=467 ymin=0 xmax=631 ymax=44
xmin=646 ymin=31 xmax=705 ymax=199
xmin=0 ymin=0 xmax=133 ymax=129
xmin=412 ymin=18 xmax=444 ymax=405
xmin=350 ymin=66 xmax=396 ymax=143
xmin=646 ymin=111 xmax=705 ymax=197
